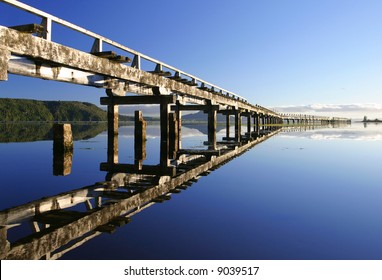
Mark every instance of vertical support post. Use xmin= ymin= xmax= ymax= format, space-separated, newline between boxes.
xmin=247 ymin=113 xmax=251 ymax=136
xmin=0 ymin=48 xmax=10 ymax=81
xmin=41 ymin=17 xmax=52 ymax=41
xmin=131 ymin=55 xmax=141 ymax=69
xmin=207 ymin=104 xmax=217 ymax=149
xmin=226 ymin=113 xmax=230 ymax=139
xmin=107 ymin=103 xmax=119 ymax=164
xmin=175 ymin=101 xmax=182 ymax=150
xmin=160 ymin=96 xmax=170 ymax=167
xmin=91 ymin=38 xmax=103 ymax=53
xmin=169 ymin=112 xmax=178 ymax=159
xmin=134 ymin=110 xmax=147 ymax=169
xmin=53 ymin=123 xmax=73 ymax=176
xmin=235 ymin=110 xmax=241 ymax=142
xmin=53 ymin=123 xmax=73 ymax=152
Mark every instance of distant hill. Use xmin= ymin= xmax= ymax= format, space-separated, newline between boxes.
xmin=0 ymin=98 xmax=135 ymax=122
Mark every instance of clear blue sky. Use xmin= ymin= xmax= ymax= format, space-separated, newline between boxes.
xmin=1 ymin=0 xmax=382 ymax=118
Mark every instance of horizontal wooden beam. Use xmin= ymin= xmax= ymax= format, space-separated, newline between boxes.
xmin=100 ymin=162 xmax=176 ymax=176
xmin=170 ymin=104 xmax=220 ymax=111
xmin=100 ymin=95 xmax=176 ymax=105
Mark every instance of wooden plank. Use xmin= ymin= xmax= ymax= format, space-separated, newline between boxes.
xmin=178 ymin=149 xmax=221 ymax=156
xmin=100 ymin=95 xmax=176 ymax=105
xmin=100 ymin=162 xmax=176 ymax=176
xmin=92 ymin=51 xmax=131 ymax=63
xmin=9 ymin=23 xmax=44 ymax=34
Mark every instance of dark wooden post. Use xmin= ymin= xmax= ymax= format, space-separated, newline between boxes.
xmin=53 ymin=123 xmax=73 ymax=176
xmin=235 ymin=110 xmax=241 ymax=142
xmin=247 ymin=113 xmax=251 ymax=136
xmin=107 ymin=103 xmax=119 ymax=164
xmin=207 ymin=103 xmax=217 ymax=149
xmin=175 ymin=101 xmax=182 ymax=150
xmin=0 ymin=48 xmax=10 ymax=81
xmin=226 ymin=113 xmax=230 ymax=139
xmin=160 ymin=96 xmax=170 ymax=167
xmin=134 ymin=110 xmax=147 ymax=169
xmin=169 ymin=112 xmax=178 ymax=159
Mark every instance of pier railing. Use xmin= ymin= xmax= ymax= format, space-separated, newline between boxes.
xmin=0 ymin=0 xmax=247 ymax=102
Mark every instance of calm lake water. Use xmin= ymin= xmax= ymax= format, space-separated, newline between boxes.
xmin=1 ymin=122 xmax=382 ymax=260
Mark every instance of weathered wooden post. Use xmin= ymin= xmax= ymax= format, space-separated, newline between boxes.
xmin=207 ymin=103 xmax=217 ymax=149
xmin=246 ymin=113 xmax=251 ymax=136
xmin=53 ymin=123 xmax=73 ymax=176
xmin=160 ymin=96 xmax=170 ymax=167
xmin=168 ymin=112 xmax=178 ymax=159
xmin=226 ymin=113 xmax=231 ymax=139
xmin=134 ymin=110 xmax=147 ymax=169
xmin=235 ymin=110 xmax=241 ymax=142
xmin=53 ymin=123 xmax=73 ymax=152
xmin=175 ymin=101 xmax=182 ymax=150
xmin=107 ymin=103 xmax=119 ymax=164
xmin=0 ymin=48 xmax=10 ymax=81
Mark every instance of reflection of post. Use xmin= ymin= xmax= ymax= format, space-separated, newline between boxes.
xmin=169 ymin=112 xmax=178 ymax=159
xmin=160 ymin=96 xmax=170 ymax=167
xmin=53 ymin=148 xmax=73 ymax=176
xmin=235 ymin=110 xmax=241 ymax=142
xmin=207 ymin=103 xmax=217 ymax=150
xmin=0 ymin=226 xmax=10 ymax=259
xmin=134 ymin=110 xmax=147 ymax=169
xmin=107 ymin=104 xmax=119 ymax=164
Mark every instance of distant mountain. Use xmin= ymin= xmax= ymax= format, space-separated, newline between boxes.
xmin=0 ymin=98 xmax=134 ymax=122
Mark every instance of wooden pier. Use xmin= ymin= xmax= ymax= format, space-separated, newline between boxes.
xmin=0 ymin=1 xmax=349 ymax=152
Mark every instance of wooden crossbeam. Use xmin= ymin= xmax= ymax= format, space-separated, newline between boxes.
xmin=92 ymin=51 xmax=131 ymax=63
xmin=9 ymin=23 xmax=44 ymax=34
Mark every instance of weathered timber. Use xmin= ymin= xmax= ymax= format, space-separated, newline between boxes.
xmin=177 ymin=149 xmax=221 ymax=156
xmin=134 ymin=110 xmax=147 ymax=168
xmin=9 ymin=23 xmax=44 ymax=34
xmin=53 ymin=123 xmax=73 ymax=152
xmin=92 ymin=51 xmax=131 ymax=63
xmin=101 ymin=95 xmax=176 ymax=105
xmin=53 ymin=146 xmax=73 ymax=176
xmin=168 ymin=112 xmax=179 ymax=159
xmin=0 ymin=47 xmax=10 ymax=81
xmin=0 ymin=26 xmax=278 ymax=116
xmin=170 ymin=104 xmax=220 ymax=112
xmin=100 ymin=162 xmax=177 ymax=177
xmin=107 ymin=105 xmax=119 ymax=164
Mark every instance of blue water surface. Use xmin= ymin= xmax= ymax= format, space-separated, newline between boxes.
xmin=1 ymin=122 xmax=382 ymax=259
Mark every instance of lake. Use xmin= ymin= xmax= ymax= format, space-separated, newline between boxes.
xmin=1 ymin=122 xmax=382 ymax=260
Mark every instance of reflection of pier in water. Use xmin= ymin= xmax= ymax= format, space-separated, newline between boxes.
xmin=0 ymin=124 xmax=280 ymax=259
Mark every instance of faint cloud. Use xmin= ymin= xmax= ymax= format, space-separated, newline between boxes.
xmin=274 ymin=103 xmax=382 ymax=117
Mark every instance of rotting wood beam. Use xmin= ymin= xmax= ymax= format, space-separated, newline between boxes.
xmin=100 ymin=95 xmax=176 ymax=105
